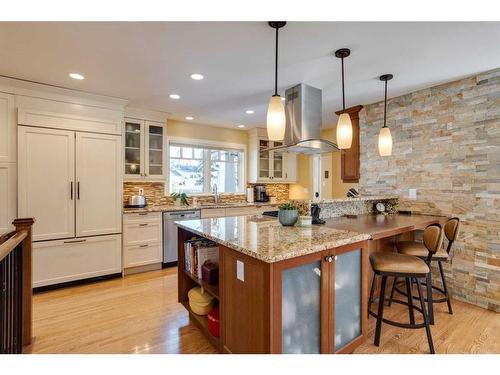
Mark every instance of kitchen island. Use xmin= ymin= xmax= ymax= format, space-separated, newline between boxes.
xmin=176 ymin=215 xmax=371 ymax=354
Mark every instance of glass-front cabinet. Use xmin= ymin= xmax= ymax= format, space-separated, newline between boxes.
xmin=275 ymin=244 xmax=366 ymax=354
xmin=249 ymin=128 xmax=296 ymax=183
xmin=124 ymin=117 xmax=166 ymax=181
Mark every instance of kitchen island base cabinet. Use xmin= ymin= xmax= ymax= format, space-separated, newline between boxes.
xmin=177 ymin=227 xmax=368 ymax=354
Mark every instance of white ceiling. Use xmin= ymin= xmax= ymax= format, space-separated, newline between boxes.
xmin=1 ymin=22 xmax=499 ymax=129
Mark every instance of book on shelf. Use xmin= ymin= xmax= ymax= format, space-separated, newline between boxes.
xmin=184 ymin=238 xmax=219 ymax=279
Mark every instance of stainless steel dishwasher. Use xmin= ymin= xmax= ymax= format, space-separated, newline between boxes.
xmin=163 ymin=209 xmax=201 ymax=267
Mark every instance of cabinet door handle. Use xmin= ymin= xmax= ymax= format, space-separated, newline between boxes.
xmin=77 ymin=182 xmax=80 ymax=200
xmin=324 ymin=255 xmax=334 ymax=263
xmin=64 ymin=239 xmax=87 ymax=244
xmin=70 ymin=181 xmax=73 ymax=200
xmin=139 ymin=223 xmax=148 ymax=226
xmin=139 ymin=244 xmax=149 ymax=248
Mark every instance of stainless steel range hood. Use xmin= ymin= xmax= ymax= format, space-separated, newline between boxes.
xmin=264 ymin=83 xmax=339 ymax=155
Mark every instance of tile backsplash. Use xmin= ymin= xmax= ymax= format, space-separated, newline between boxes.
xmin=123 ymin=182 xmax=247 ymax=207
xmin=247 ymin=183 xmax=290 ymax=203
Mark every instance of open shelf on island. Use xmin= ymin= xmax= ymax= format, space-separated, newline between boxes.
xmin=183 ymin=269 xmax=219 ymax=300
xmin=181 ymin=301 xmax=220 ymax=350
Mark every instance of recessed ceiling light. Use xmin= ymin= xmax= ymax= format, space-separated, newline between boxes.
xmin=237 ymin=124 xmax=245 ymax=128
xmin=169 ymin=94 xmax=180 ymax=99
xmin=190 ymin=73 xmax=204 ymax=80
xmin=69 ymin=73 xmax=84 ymax=80
xmin=185 ymin=116 xmax=194 ymax=120
xmin=245 ymin=110 xmax=254 ymax=114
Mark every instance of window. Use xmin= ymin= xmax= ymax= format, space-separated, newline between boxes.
xmin=168 ymin=142 xmax=244 ymax=194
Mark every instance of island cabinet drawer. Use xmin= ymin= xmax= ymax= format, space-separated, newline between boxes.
xmin=123 ymin=242 xmax=162 ymax=268
xmin=201 ymin=208 xmax=226 ymax=218
xmin=123 ymin=221 xmax=162 ymax=246
xmin=225 ymin=207 xmax=258 ymax=216
xmin=123 ymin=211 xmax=162 ymax=224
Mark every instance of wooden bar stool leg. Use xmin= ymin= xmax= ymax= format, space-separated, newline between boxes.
xmin=438 ymin=261 xmax=453 ymax=315
xmin=374 ymin=275 xmax=387 ymax=347
xmin=426 ymin=271 xmax=434 ymax=325
xmin=416 ymin=277 xmax=435 ymax=354
xmin=388 ymin=276 xmax=398 ymax=307
xmin=405 ymin=277 xmax=415 ymax=325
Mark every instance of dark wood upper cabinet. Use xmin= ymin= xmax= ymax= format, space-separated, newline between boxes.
xmin=335 ymin=105 xmax=363 ymax=183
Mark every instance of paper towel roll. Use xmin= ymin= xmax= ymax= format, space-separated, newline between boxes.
xmin=246 ymin=187 xmax=254 ymax=203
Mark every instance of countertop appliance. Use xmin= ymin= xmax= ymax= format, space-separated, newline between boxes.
xmin=254 ymin=185 xmax=269 ymax=202
xmin=311 ymin=204 xmax=325 ymax=225
xmin=163 ymin=209 xmax=201 ymax=267
xmin=262 ymin=210 xmax=278 ymax=217
xmin=127 ymin=194 xmax=147 ymax=208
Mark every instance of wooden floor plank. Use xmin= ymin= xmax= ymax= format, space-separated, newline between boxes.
xmin=26 ymin=268 xmax=498 ymax=354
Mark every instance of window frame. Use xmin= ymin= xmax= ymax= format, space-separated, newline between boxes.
xmin=166 ymin=136 xmax=247 ymax=195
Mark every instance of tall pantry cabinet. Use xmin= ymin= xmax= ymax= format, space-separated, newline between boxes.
xmin=0 ymin=92 xmax=17 ymax=234
xmin=16 ymin=95 xmax=124 ymax=288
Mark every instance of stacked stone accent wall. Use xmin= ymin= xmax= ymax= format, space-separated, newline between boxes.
xmin=359 ymin=68 xmax=500 ymax=312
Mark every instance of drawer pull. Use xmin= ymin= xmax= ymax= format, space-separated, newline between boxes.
xmin=139 ymin=223 xmax=149 ymax=226
xmin=139 ymin=244 xmax=149 ymax=248
xmin=138 ymin=213 xmax=148 ymax=216
xmin=64 ymin=239 xmax=87 ymax=244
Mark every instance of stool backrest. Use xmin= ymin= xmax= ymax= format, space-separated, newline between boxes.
xmin=423 ymin=223 xmax=444 ymax=262
xmin=444 ymin=217 xmax=460 ymax=254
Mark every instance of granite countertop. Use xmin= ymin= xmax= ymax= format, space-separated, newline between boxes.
xmin=175 ymin=215 xmax=370 ymax=263
xmin=123 ymin=201 xmax=281 ymax=214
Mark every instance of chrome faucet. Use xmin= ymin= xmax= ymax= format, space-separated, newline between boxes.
xmin=212 ymin=184 xmax=219 ymax=204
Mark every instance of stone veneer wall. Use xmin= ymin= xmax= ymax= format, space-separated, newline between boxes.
xmin=124 ymin=182 xmax=247 ymax=207
xmin=358 ymin=68 xmax=500 ymax=312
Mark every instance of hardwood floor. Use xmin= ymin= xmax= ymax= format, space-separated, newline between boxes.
xmin=26 ymin=268 xmax=499 ymax=354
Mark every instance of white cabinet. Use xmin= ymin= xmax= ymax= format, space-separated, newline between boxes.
xmin=248 ymin=128 xmax=297 ymax=183
xmin=124 ymin=118 xmax=166 ymax=181
xmin=18 ymin=127 xmax=76 ymax=241
xmin=33 ymin=234 xmax=122 ymax=288
xmin=123 ymin=212 xmax=162 ymax=268
xmin=76 ymin=132 xmax=122 ymax=237
xmin=0 ymin=162 xmax=16 ymax=234
xmin=18 ymin=126 xmax=122 ymax=241
xmin=0 ymin=92 xmax=16 ymax=163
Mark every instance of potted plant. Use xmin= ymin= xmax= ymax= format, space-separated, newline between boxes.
xmin=278 ymin=202 xmax=298 ymax=226
xmin=171 ymin=192 xmax=190 ymax=206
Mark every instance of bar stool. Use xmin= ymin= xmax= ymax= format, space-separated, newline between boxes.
xmin=368 ymin=248 xmax=436 ymax=354
xmin=391 ymin=219 xmax=459 ymax=323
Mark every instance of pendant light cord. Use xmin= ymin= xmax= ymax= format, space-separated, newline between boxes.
xmin=383 ymin=79 xmax=388 ymax=128
xmin=341 ymin=57 xmax=345 ymax=111
xmin=274 ymin=26 xmax=278 ymax=96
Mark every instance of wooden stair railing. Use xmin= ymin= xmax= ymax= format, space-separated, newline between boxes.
xmin=0 ymin=218 xmax=35 ymax=354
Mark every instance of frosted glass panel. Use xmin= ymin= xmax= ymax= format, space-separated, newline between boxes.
xmin=334 ymin=249 xmax=361 ymax=351
xmin=282 ymin=261 xmax=321 ymax=354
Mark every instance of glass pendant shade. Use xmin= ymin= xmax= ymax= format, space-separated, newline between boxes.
xmin=336 ymin=113 xmax=353 ymax=149
xmin=267 ymin=95 xmax=286 ymax=141
xmin=378 ymin=126 xmax=392 ymax=156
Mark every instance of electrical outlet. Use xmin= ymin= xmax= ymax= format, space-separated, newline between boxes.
xmin=236 ymin=260 xmax=244 ymax=282
xmin=409 ymin=188 xmax=417 ymax=200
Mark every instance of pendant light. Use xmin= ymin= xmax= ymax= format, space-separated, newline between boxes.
xmin=378 ymin=74 xmax=394 ymax=156
xmin=335 ymin=48 xmax=353 ymax=149
xmin=266 ymin=21 xmax=286 ymax=141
